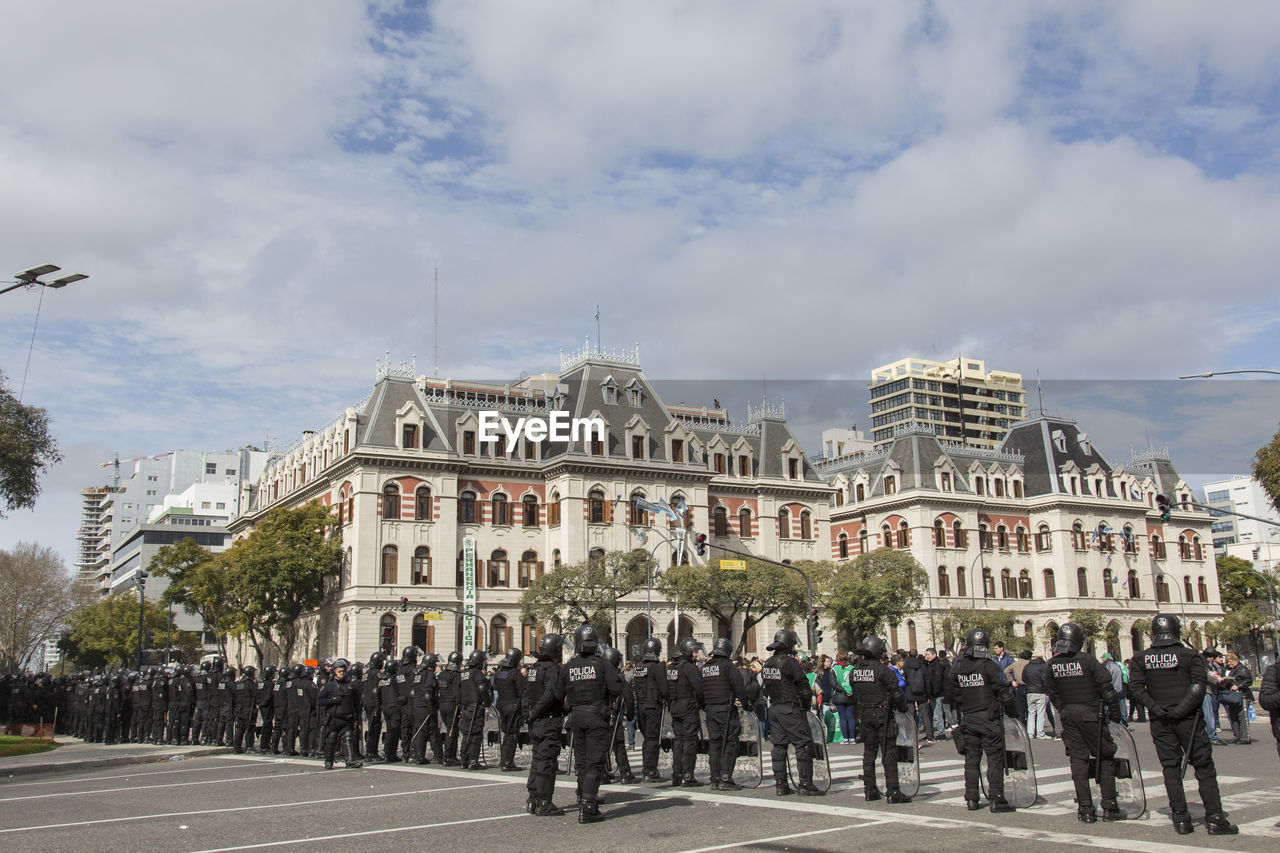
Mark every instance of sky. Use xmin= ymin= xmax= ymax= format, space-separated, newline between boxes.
xmin=2 ymin=1 xmax=1279 ymax=571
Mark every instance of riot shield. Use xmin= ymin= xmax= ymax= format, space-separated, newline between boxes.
xmin=556 ymin=720 xmax=574 ymax=775
xmin=481 ymin=706 xmax=501 ymax=768
xmin=893 ymin=710 xmax=921 ymax=798
xmin=785 ymin=709 xmax=832 ymax=793
xmin=656 ymin=708 xmax=675 ymax=779
xmin=689 ymin=711 xmax=713 ymax=783
xmin=604 ymin=710 xmax=624 ymax=775
xmin=980 ymin=716 xmax=1038 ymax=809
xmin=1108 ymin=722 xmax=1146 ymax=819
xmin=731 ymin=708 xmax=764 ymax=789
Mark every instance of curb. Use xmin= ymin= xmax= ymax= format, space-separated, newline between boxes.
xmin=1 ymin=747 xmax=237 ymax=778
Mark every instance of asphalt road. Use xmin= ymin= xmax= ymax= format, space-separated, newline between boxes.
xmin=1 ymin=724 xmax=1277 ymax=853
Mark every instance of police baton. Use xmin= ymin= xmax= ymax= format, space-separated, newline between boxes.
xmin=1180 ymin=713 xmax=1200 ymax=778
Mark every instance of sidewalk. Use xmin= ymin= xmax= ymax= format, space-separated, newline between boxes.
xmin=0 ymin=737 xmax=234 ymax=779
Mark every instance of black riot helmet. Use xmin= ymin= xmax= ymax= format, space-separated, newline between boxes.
xmin=1151 ymin=613 xmax=1182 ymax=647
xmin=241 ymin=665 xmax=257 ymax=680
xmin=641 ymin=637 xmax=662 ymax=662
xmin=605 ymin=647 xmax=623 ymax=668
xmin=331 ymin=659 xmax=349 ymax=679
xmin=421 ymin=653 xmax=439 ymax=670
xmin=199 ymin=660 xmax=211 ymax=672
xmin=1052 ymin=623 xmax=1086 ymax=656
xmin=262 ymin=665 xmax=278 ymax=680
xmin=860 ymin=636 xmax=887 ymax=661
xmin=211 ymin=656 xmax=225 ymax=673
xmin=710 ymin=637 xmax=733 ymax=658
xmin=537 ymin=633 xmax=565 ymax=662
xmin=401 ymin=646 xmax=422 ymax=666
xmin=225 ymin=666 xmax=237 ymax=679
xmin=446 ymin=651 xmax=463 ymax=671
xmin=466 ymin=649 xmax=486 ymax=669
xmin=767 ymin=629 xmax=799 ymax=653
xmin=350 ymin=662 xmax=365 ymax=680
xmin=501 ymin=648 xmax=523 ymax=668
xmin=965 ymin=628 xmax=991 ymax=659
xmin=368 ymin=651 xmax=387 ymax=670
xmin=384 ymin=659 xmax=399 ymax=675
xmin=677 ymin=636 xmax=704 ymax=660
xmin=574 ymin=624 xmax=600 ymax=656
xmin=319 ymin=658 xmax=333 ymax=672
xmin=301 ymin=665 xmax=315 ymax=678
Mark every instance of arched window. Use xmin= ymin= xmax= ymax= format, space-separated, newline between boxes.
xmin=411 ymin=546 xmax=430 ymax=585
xmin=381 ymin=545 xmax=398 ymax=585
xmin=859 ymin=529 xmax=868 ymax=554
xmin=523 ymin=494 xmax=539 ymax=527
xmin=779 ymin=508 xmax=791 ymax=539
xmin=855 ymin=483 xmax=865 ymax=502
xmin=801 ymin=510 xmax=813 ymax=540
xmin=383 ymin=483 xmax=401 ymax=519
xmin=553 ymin=549 xmax=561 ymax=568
xmin=978 ymin=523 xmax=991 ymax=550
xmin=953 ymin=520 xmax=967 ymax=549
xmin=897 ymin=520 xmax=910 ymax=548
xmin=491 ymin=493 xmax=510 ymax=526
xmin=907 ymin=620 xmax=918 ymax=651
xmin=1122 ymin=525 xmax=1136 ymax=554
xmin=934 ymin=519 xmax=945 ymax=547
xmin=955 ymin=566 xmax=967 ymax=598
xmin=982 ymin=567 xmax=995 ymax=598
xmin=518 ymin=550 xmax=541 ymax=588
xmin=341 ymin=547 xmax=351 ymax=589
xmin=491 ymin=615 xmax=510 ymax=655
xmin=488 ymin=549 xmax=509 ymax=587
xmin=411 ymin=613 xmax=434 ymax=654
xmin=996 ymin=524 xmax=1008 ymax=550
xmin=838 ymin=533 xmax=849 ymax=559
xmin=1184 ymin=576 xmax=1194 ymax=603
xmin=1193 ymin=536 xmax=1203 ymax=561
xmin=459 ymin=491 xmax=476 ymax=524
xmin=1077 ymin=567 xmax=1089 ymax=597
xmin=1018 ymin=569 xmax=1032 ymax=599
xmin=881 ymin=524 xmax=893 ymax=549
xmin=1151 ymin=533 xmax=1164 ymax=560
xmin=588 ymin=489 xmax=606 ymax=524
xmin=1036 ymin=523 xmax=1051 ymax=552
xmin=415 ymin=485 xmax=432 ymax=521
xmin=1072 ymin=522 xmax=1086 ymax=551
xmin=1103 ymin=568 xmax=1114 ymax=597
xmin=380 ymin=613 xmax=397 ymax=650
xmin=937 ymin=566 xmax=950 ymax=596
xmin=1178 ymin=534 xmax=1190 ymax=560
xmin=1156 ymin=574 xmax=1170 ymax=603
xmin=739 ymin=507 xmax=753 ymax=537
xmin=1197 ymin=577 xmax=1208 ymax=603
xmin=548 ymin=490 xmax=561 ymax=526
xmin=1014 ymin=526 xmax=1028 ymax=552
xmin=1043 ymin=568 xmax=1057 ymax=598
xmin=1127 ymin=570 xmax=1140 ymax=599
xmin=713 ymin=506 xmax=729 ymax=536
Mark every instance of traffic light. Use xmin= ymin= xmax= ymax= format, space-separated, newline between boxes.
xmin=400 ymin=596 xmax=409 ymax=612
xmin=808 ymin=608 xmax=822 ymax=648
xmin=1156 ymin=494 xmax=1172 ymax=522
xmin=380 ymin=625 xmax=394 ymax=652
xmin=694 ymin=533 xmax=708 ymax=556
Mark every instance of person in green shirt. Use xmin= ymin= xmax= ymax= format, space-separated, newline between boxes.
xmin=831 ymin=652 xmax=857 ymax=744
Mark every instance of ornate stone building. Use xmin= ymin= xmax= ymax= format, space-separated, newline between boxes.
xmin=230 ymin=344 xmax=832 ymax=663
xmin=819 ymin=416 xmax=1224 ymax=659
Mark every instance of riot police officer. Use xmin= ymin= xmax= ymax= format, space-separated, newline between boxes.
xmin=362 ymin=652 xmax=384 ymax=759
xmin=399 ymin=646 xmax=422 ymax=760
xmin=192 ymin=660 xmax=211 ymax=744
xmin=492 ymin=647 xmax=527 ymax=771
xmin=132 ymin=667 xmax=152 ymax=743
xmin=169 ymin=665 xmax=195 ymax=745
xmin=631 ymin=637 xmax=669 ymax=781
xmin=701 ymin=637 xmax=748 ymax=790
xmin=150 ymin=668 xmax=171 ymax=744
xmin=947 ymin=628 xmax=1017 ymax=812
xmin=602 ymin=646 xmax=636 ymax=783
xmin=760 ymin=629 xmax=822 ymax=796
xmin=1044 ymin=623 xmax=1125 ymax=823
xmin=666 ymin=636 xmax=705 ymax=787
xmin=257 ymin=666 xmax=278 ymax=752
xmin=217 ymin=665 xmax=238 ymax=747
xmin=525 ymin=633 xmax=567 ymax=816
xmin=378 ymin=659 xmax=406 ymax=762
xmin=270 ymin=664 xmax=291 ymax=754
xmin=459 ymin=650 xmax=491 ymax=769
xmin=850 ymin=636 xmax=911 ymax=803
xmin=103 ymin=673 xmax=125 ymax=744
xmin=564 ymin=625 xmax=624 ymax=823
xmin=409 ymin=653 xmax=442 ymax=764
xmin=232 ymin=665 xmax=259 ymax=753
xmin=317 ymin=659 xmax=363 ymax=770
xmin=284 ymin=664 xmax=305 ymax=755
xmin=1129 ymin=614 xmax=1238 ymax=836
xmin=438 ymin=651 xmax=463 ymax=765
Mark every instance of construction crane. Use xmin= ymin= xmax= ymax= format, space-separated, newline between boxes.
xmin=100 ymin=451 xmax=174 ymax=490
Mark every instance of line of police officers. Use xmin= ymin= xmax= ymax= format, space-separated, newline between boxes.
xmin=17 ymin=608 xmax=1245 ymax=835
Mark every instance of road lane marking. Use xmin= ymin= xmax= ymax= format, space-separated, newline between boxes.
xmin=0 ymin=781 xmax=509 ymax=834
xmin=0 ymin=760 xmax=267 ymax=788
xmin=184 ymin=812 xmax=528 ymax=852
xmin=0 ymin=771 xmax=315 ymax=802
xmin=675 ymin=821 xmax=882 ymax=853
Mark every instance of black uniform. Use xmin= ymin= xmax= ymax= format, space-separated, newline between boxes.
xmin=270 ymin=673 xmax=290 ymax=753
xmin=378 ymin=668 xmax=406 ymax=761
xmin=257 ymin=676 xmax=276 ymax=752
xmin=458 ymin=666 xmax=491 ymax=767
xmin=492 ymin=661 xmax=527 ymax=769
xmin=761 ymin=651 xmax=816 ymax=788
xmin=437 ymin=666 xmax=461 ymax=764
xmin=665 ymin=655 xmax=703 ymax=784
xmin=150 ymin=672 xmax=170 ymax=743
xmin=1044 ymin=651 xmax=1122 ymax=813
xmin=169 ymin=670 xmax=194 ymax=744
xmin=700 ymin=654 xmax=749 ymax=786
xmin=317 ymin=674 xmax=362 ymax=768
xmin=564 ymin=652 xmax=624 ymax=808
xmin=103 ymin=677 xmax=126 ymax=744
xmin=947 ymin=655 xmax=1017 ymax=805
xmin=409 ymin=665 xmax=442 ymax=763
xmin=850 ymin=656 xmax=909 ymax=797
xmin=362 ymin=668 xmax=382 ymax=757
xmin=525 ymin=659 xmax=566 ymax=807
xmin=232 ymin=674 xmax=258 ymax=753
xmin=1128 ymin=643 xmax=1226 ymax=820
xmin=132 ymin=676 xmax=151 ymax=742
xmin=1259 ymin=663 xmax=1280 ymax=765
xmin=630 ymin=657 xmax=669 ymax=777
xmin=284 ymin=673 xmax=305 ymax=755
xmin=191 ymin=669 xmax=210 ymax=743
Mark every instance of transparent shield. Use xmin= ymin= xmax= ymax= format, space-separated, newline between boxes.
xmin=732 ymin=709 xmax=764 ymax=789
xmin=481 ymin=706 xmax=500 ymax=768
xmin=1108 ymin=722 xmax=1147 ymax=819
xmin=656 ymin=708 xmax=674 ymax=778
xmin=980 ymin=716 xmax=1038 ymax=808
xmin=785 ymin=710 xmax=832 ymax=792
xmin=894 ymin=710 xmax=921 ymax=798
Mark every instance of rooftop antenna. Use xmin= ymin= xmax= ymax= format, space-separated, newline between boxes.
xmin=1036 ymin=370 xmax=1044 ymax=414
xmin=595 ymin=305 xmax=601 ymax=353
xmin=433 ymin=263 xmax=439 ymax=377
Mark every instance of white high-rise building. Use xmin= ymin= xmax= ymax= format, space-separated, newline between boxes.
xmin=1202 ymin=475 xmax=1280 ymax=557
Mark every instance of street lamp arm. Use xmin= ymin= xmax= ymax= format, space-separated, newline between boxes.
xmin=695 ymin=537 xmax=817 ymax=648
xmin=1179 ymin=369 xmax=1280 ymax=379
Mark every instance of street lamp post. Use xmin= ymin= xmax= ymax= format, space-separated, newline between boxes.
xmin=1179 ymin=369 xmax=1280 ymax=379
xmin=968 ymin=549 xmax=985 ymax=610
xmin=1 ymin=264 xmax=90 ymax=403
xmin=135 ymin=571 xmax=149 ymax=670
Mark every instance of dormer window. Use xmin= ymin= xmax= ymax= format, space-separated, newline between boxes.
xmin=940 ymin=472 xmax=952 ymax=492
xmin=671 ymin=439 xmax=684 ymax=463
xmin=632 ymin=436 xmax=645 ymax=459
xmin=462 ymin=431 xmax=476 ymax=455
xmin=402 ymin=424 xmax=419 ymax=449
xmin=601 ymin=377 xmax=619 ymax=405
xmin=788 ymin=458 xmax=799 ymax=479
xmin=738 ymin=454 xmax=750 ymax=475
xmin=884 ymin=475 xmax=897 ymax=495
xmin=713 ymin=452 xmax=726 ymax=474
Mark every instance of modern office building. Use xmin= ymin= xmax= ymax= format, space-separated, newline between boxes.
xmin=1203 ymin=475 xmax=1280 ymax=557
xmin=868 ymin=356 xmax=1026 ymax=449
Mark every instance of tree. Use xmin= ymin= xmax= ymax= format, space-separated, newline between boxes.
xmin=65 ymin=592 xmax=198 ymax=667
xmin=1216 ymin=554 xmax=1278 ymax=612
xmin=520 ymin=550 xmax=652 ymax=639
xmin=1254 ymin=421 xmax=1280 ymax=517
xmin=149 ymin=538 xmax=235 ymax=659
xmin=221 ymin=502 xmax=342 ymax=665
xmin=825 ymin=550 xmax=926 ymax=651
xmin=658 ymin=557 xmax=817 ymax=655
xmin=1069 ymin=608 xmax=1107 ymax=649
xmin=0 ymin=370 xmax=62 ymax=519
xmin=940 ymin=608 xmax=1031 ymax=654
xmin=0 ymin=542 xmax=74 ymax=673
